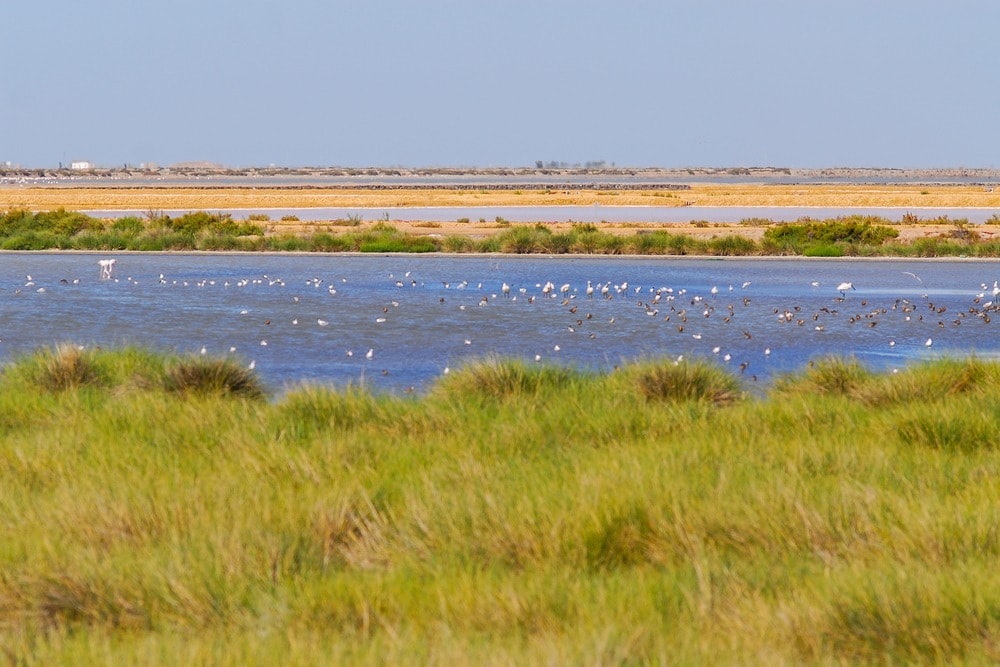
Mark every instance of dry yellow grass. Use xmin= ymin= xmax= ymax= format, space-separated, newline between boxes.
xmin=687 ymin=184 xmax=1000 ymax=208
xmin=3 ymin=184 xmax=999 ymax=211
xmin=2 ymin=185 xmax=995 ymax=246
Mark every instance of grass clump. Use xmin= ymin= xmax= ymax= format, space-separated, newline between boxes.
xmin=432 ymin=357 xmax=584 ymax=401
xmin=773 ymin=356 xmax=873 ymax=398
xmin=163 ymin=356 xmax=266 ymax=399
xmin=626 ymin=359 xmax=743 ymax=404
xmin=8 ymin=344 xmax=106 ymax=392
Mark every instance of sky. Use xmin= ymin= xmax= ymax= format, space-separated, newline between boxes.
xmin=3 ymin=1 xmax=999 ymax=169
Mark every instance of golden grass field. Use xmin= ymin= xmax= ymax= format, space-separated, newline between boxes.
xmin=3 ymin=184 xmax=1000 ymax=210
xmin=2 ymin=184 xmax=998 ymax=243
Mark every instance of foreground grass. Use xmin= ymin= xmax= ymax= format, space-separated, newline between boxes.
xmin=1 ymin=348 xmax=999 ymax=664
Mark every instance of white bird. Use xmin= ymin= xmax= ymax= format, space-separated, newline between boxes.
xmin=317 ymin=319 xmax=329 ymax=326
xmin=248 ymin=360 xmax=256 ymax=370
xmin=837 ymin=282 xmax=855 ymax=296
xmin=365 ymin=348 xmax=374 ymax=360
xmin=925 ymin=338 xmax=933 ymax=347
xmin=501 ymin=282 xmax=510 ymax=297
xmin=98 ymin=258 xmax=116 ymax=279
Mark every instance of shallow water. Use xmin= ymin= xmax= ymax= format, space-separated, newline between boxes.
xmin=2 ymin=253 xmax=999 ymax=393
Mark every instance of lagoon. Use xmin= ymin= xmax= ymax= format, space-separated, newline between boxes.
xmin=2 ymin=253 xmax=999 ymax=393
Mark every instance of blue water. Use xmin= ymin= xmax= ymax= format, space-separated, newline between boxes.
xmin=2 ymin=253 xmax=999 ymax=393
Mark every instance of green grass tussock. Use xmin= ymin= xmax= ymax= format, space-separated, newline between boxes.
xmin=625 ymin=358 xmax=744 ymax=404
xmin=3 ymin=349 xmax=1000 ymax=663
xmin=163 ymin=356 xmax=267 ymax=399
xmin=431 ymin=356 xmax=586 ymax=402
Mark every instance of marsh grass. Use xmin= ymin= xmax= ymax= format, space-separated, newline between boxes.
xmin=11 ymin=344 xmax=105 ymax=391
xmin=3 ymin=349 xmax=1000 ymax=663
xmin=625 ymin=358 xmax=743 ymax=404
xmin=6 ymin=208 xmax=1000 ymax=256
xmin=431 ymin=356 xmax=585 ymax=402
xmin=163 ymin=356 xmax=266 ymax=399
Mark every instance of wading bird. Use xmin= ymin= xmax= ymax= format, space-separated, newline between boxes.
xmin=837 ymin=282 xmax=856 ymax=297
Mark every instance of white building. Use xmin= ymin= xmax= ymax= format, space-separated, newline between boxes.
xmin=70 ymin=160 xmax=93 ymax=170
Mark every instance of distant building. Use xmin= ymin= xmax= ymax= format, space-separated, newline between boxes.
xmin=70 ymin=160 xmax=93 ymax=170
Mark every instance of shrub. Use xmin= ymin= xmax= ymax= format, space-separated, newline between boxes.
xmin=442 ymin=235 xmax=474 ymax=253
xmin=763 ymin=217 xmax=899 ymax=252
xmin=111 ymin=216 xmax=145 ymax=235
xmin=708 ymin=235 xmax=757 ymax=256
xmin=543 ymin=233 xmax=573 ymax=254
xmin=34 ymin=208 xmax=103 ymax=236
xmin=803 ymin=244 xmax=844 ymax=257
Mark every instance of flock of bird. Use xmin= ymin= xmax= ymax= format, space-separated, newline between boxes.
xmin=5 ymin=257 xmax=1000 ymax=391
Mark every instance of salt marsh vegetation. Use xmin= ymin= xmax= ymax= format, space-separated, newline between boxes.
xmin=1 ymin=348 xmax=998 ymax=664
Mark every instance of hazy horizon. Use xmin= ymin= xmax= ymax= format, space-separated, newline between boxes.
xmin=4 ymin=1 xmax=999 ymax=170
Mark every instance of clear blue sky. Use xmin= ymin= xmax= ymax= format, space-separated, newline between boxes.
xmin=3 ymin=1 xmax=999 ymax=169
